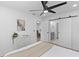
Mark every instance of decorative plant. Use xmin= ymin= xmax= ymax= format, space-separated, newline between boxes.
xmin=12 ymin=32 xmax=18 ymax=44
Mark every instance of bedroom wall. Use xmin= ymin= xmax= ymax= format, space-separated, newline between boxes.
xmin=0 ymin=6 xmax=40 ymax=56
xmin=40 ymin=9 xmax=79 ymax=50
xmin=40 ymin=21 xmax=49 ymax=42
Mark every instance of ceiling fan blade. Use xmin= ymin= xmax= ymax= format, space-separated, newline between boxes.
xmin=29 ymin=10 xmax=43 ymax=11
xmin=48 ymin=9 xmax=56 ymax=13
xmin=44 ymin=1 xmax=48 ymax=5
xmin=47 ymin=2 xmax=67 ymax=9
xmin=40 ymin=11 xmax=44 ymax=16
xmin=41 ymin=1 xmax=47 ymax=10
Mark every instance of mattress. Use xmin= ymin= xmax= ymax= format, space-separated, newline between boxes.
xmin=4 ymin=41 xmax=79 ymax=57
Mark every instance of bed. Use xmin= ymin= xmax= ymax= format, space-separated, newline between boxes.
xmin=4 ymin=41 xmax=79 ymax=57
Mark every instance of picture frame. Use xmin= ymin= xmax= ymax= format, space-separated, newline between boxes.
xmin=17 ymin=19 xmax=25 ymax=31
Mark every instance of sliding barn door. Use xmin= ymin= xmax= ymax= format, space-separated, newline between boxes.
xmin=71 ymin=17 xmax=79 ymax=50
xmin=57 ymin=18 xmax=71 ymax=48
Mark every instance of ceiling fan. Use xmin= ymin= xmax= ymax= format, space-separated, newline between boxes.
xmin=29 ymin=1 xmax=67 ymax=16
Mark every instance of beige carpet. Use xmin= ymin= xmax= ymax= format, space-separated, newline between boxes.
xmin=5 ymin=41 xmax=53 ymax=57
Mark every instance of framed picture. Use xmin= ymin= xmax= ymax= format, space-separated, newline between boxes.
xmin=17 ymin=19 xmax=25 ymax=31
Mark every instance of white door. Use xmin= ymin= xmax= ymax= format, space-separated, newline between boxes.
xmin=71 ymin=17 xmax=79 ymax=50
xmin=58 ymin=18 xmax=71 ymax=48
xmin=49 ymin=19 xmax=71 ymax=48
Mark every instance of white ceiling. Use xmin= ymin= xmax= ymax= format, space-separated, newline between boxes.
xmin=0 ymin=1 xmax=79 ymax=18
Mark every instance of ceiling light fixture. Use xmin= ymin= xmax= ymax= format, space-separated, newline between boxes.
xmin=73 ymin=4 xmax=77 ymax=7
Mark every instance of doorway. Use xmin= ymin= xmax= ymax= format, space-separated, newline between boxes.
xmin=48 ymin=20 xmax=59 ymax=42
xmin=36 ymin=21 xmax=41 ymax=41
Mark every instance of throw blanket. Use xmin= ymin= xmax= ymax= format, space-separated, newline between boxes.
xmin=5 ymin=41 xmax=53 ymax=57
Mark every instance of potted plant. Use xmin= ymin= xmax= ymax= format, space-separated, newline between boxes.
xmin=12 ymin=32 xmax=18 ymax=44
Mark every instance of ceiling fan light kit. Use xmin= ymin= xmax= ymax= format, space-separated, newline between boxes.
xmin=44 ymin=10 xmax=48 ymax=13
